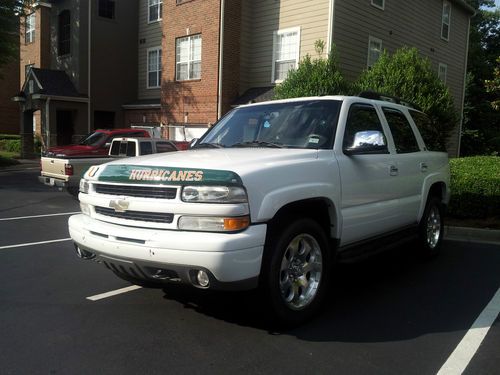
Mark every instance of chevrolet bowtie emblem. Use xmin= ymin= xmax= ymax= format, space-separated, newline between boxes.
xmin=109 ymin=199 xmax=129 ymax=212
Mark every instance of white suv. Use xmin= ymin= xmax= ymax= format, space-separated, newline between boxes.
xmin=69 ymin=95 xmax=450 ymax=325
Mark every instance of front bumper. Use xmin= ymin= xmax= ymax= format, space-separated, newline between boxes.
xmin=68 ymin=214 xmax=266 ymax=290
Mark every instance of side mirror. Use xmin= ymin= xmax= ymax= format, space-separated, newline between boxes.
xmin=104 ymin=142 xmax=111 ymax=148
xmin=343 ymin=130 xmax=388 ymax=155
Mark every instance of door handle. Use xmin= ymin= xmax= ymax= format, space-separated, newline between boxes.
xmin=389 ymin=165 xmax=398 ymax=176
xmin=420 ymin=162 xmax=428 ymax=173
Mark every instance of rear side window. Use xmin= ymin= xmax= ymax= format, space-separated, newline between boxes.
xmin=156 ymin=142 xmax=177 ymax=153
xmin=382 ymin=108 xmax=420 ymax=153
xmin=140 ymin=141 xmax=153 ymax=155
xmin=410 ymin=110 xmax=439 ymax=151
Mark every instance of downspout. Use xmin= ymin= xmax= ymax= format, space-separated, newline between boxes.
xmin=457 ymin=17 xmax=471 ymax=157
xmin=327 ymin=0 xmax=334 ymax=54
xmin=87 ymin=0 xmax=92 ymax=133
xmin=45 ymin=97 xmax=51 ymax=148
xmin=217 ymin=0 xmax=225 ymax=120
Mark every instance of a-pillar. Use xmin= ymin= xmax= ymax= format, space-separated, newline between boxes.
xmin=20 ymin=111 xmax=34 ymax=159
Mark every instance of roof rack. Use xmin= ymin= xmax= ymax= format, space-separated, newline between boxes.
xmin=358 ymin=91 xmax=420 ymax=110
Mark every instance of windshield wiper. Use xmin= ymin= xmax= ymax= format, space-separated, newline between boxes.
xmin=231 ymin=141 xmax=284 ymax=148
xmin=193 ymin=142 xmax=225 ymax=149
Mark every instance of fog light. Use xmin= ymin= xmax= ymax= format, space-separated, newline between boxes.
xmin=196 ymin=270 xmax=210 ymax=287
xmin=80 ymin=202 xmax=90 ymax=216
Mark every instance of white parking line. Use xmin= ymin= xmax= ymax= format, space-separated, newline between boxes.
xmin=437 ymin=287 xmax=500 ymax=375
xmin=0 ymin=238 xmax=72 ymax=250
xmin=0 ymin=212 xmax=79 ymax=221
xmin=86 ymin=285 xmax=143 ymax=301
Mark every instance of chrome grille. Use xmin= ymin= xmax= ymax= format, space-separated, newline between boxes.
xmin=95 ymin=206 xmax=174 ymax=224
xmin=94 ymin=184 xmax=177 ymax=199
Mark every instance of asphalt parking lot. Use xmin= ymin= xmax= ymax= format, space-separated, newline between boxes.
xmin=1 ymin=167 xmax=499 ymax=375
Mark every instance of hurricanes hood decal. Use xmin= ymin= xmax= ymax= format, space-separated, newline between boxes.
xmin=98 ymin=165 xmax=242 ymax=185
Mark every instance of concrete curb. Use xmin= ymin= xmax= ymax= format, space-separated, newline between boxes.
xmin=445 ymin=226 xmax=500 ymax=245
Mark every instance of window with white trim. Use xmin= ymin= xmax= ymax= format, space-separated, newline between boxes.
xmin=367 ymin=36 xmax=382 ymax=68
xmin=147 ymin=47 xmax=162 ymax=88
xmin=441 ymin=0 xmax=451 ymax=41
xmin=176 ymin=35 xmax=202 ymax=81
xmin=25 ymin=13 xmax=35 ymax=44
xmin=148 ymin=0 xmax=163 ymax=22
xmin=438 ymin=63 xmax=448 ymax=83
xmin=272 ymin=27 xmax=300 ymax=82
xmin=371 ymin=0 xmax=384 ymax=10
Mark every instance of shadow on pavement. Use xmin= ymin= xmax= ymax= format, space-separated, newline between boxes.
xmin=160 ymin=241 xmax=500 ymax=341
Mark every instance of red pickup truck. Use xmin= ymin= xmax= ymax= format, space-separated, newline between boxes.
xmin=45 ymin=129 xmax=151 ymax=158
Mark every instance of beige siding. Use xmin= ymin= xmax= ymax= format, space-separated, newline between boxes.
xmin=138 ymin=0 xmax=162 ymax=100
xmin=333 ymin=0 xmax=470 ymax=155
xmin=240 ymin=0 xmax=330 ymax=93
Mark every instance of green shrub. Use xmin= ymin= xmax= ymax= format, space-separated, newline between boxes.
xmin=274 ymin=48 xmax=352 ymax=99
xmin=357 ymin=47 xmax=458 ymax=152
xmin=448 ymin=156 xmax=500 ymax=218
xmin=0 ymin=139 xmax=21 ymax=153
xmin=0 ymin=134 xmax=20 ymax=140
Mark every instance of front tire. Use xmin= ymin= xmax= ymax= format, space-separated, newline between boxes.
xmin=261 ymin=217 xmax=332 ymax=326
xmin=418 ymin=196 xmax=444 ymax=258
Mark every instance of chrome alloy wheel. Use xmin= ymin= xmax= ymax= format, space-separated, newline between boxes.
xmin=426 ymin=205 xmax=441 ymax=249
xmin=279 ymin=234 xmax=323 ymax=310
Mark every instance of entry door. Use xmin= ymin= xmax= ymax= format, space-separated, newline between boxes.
xmin=337 ymin=103 xmax=400 ymax=246
xmin=56 ymin=110 xmax=74 ymax=145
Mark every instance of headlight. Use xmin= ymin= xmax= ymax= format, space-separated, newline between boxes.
xmin=181 ymin=186 xmax=247 ymax=203
xmin=178 ymin=215 xmax=250 ymax=232
xmin=79 ymin=179 xmax=89 ymax=194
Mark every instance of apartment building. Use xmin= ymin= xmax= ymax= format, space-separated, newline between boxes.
xmin=13 ymin=0 xmax=473 ymax=157
xmin=161 ymin=0 xmax=474 ymax=156
xmin=14 ymin=0 xmax=138 ymax=157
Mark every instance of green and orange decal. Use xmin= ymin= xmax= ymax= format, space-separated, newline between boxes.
xmin=97 ymin=165 xmax=243 ymax=186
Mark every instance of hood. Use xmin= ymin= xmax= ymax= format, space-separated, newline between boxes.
xmin=102 ymin=148 xmax=318 ymax=177
xmin=46 ymin=144 xmax=96 ymax=156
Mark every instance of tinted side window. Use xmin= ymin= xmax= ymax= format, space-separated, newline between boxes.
xmin=383 ymin=108 xmax=420 ymax=153
xmin=140 ymin=141 xmax=153 ymax=155
xmin=156 ymin=142 xmax=176 ymax=153
xmin=127 ymin=141 xmax=137 ymax=156
xmin=343 ymin=104 xmax=388 ymax=153
xmin=409 ymin=110 xmax=437 ymax=151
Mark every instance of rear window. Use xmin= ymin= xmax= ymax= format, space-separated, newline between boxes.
xmin=110 ymin=141 xmax=120 ymax=155
xmin=126 ymin=141 xmax=136 ymax=156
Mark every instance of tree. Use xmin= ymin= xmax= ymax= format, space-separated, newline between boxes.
xmin=0 ymin=1 xmax=30 ymax=74
xmin=357 ymin=47 xmax=458 ymax=151
xmin=274 ymin=46 xmax=352 ymax=100
xmin=485 ymin=57 xmax=500 ymax=110
xmin=461 ymin=1 xmax=500 ymax=155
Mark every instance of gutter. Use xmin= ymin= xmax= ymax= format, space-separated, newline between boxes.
xmin=88 ymin=0 xmax=92 ymax=133
xmin=45 ymin=97 xmax=51 ymax=148
xmin=327 ymin=0 xmax=335 ymax=54
xmin=31 ymin=94 xmax=89 ymax=102
xmin=217 ymin=0 xmax=225 ymax=120
xmin=457 ymin=17 xmax=471 ymax=157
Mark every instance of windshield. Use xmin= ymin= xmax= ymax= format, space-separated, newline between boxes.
xmin=197 ymin=100 xmax=341 ymax=149
xmin=78 ymin=132 xmax=108 ymax=146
